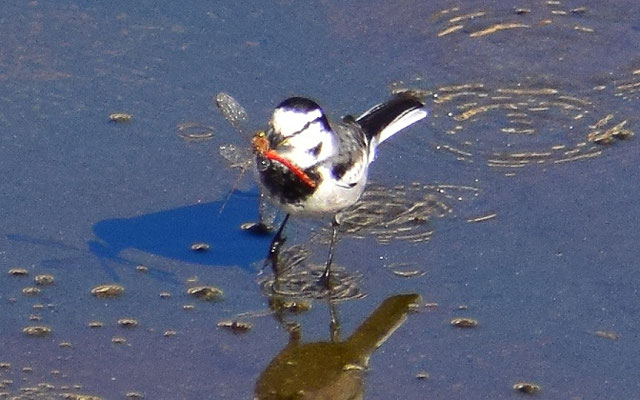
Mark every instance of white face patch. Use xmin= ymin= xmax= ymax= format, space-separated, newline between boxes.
xmin=271 ymin=108 xmax=324 ymax=138
xmin=275 ymin=120 xmax=337 ymax=169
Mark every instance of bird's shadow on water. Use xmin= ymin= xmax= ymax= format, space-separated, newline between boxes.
xmin=88 ymin=190 xmax=273 ymax=281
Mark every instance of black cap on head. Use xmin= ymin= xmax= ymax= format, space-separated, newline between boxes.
xmin=272 ymin=97 xmax=331 ymax=138
xmin=277 ymin=97 xmax=323 ymax=113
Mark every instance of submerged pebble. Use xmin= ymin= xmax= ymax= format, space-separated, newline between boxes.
xmin=415 ymin=371 xmax=430 ymax=380
xmin=217 ymin=320 xmax=252 ymax=333
xmin=450 ymin=317 xmax=478 ymax=328
xmin=513 ymin=382 xmax=541 ymax=394
xmin=8 ymin=268 xmax=29 ymax=276
xmin=190 ymin=242 xmax=211 ymax=252
xmin=23 ymin=326 xmax=51 ymax=337
xmin=91 ymin=284 xmax=124 ymax=298
xmin=34 ymin=274 xmax=55 ymax=285
xmin=109 ymin=113 xmax=132 ymax=123
xmin=22 ymin=287 xmax=41 ymax=296
xmin=187 ymin=286 xmax=223 ymax=301
xmin=594 ymin=330 xmax=619 ymax=340
xmin=117 ymin=318 xmax=139 ymax=328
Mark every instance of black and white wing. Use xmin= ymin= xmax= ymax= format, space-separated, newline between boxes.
xmin=357 ymin=95 xmax=428 ymax=146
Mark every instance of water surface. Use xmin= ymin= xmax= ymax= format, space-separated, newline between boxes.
xmin=1 ymin=1 xmax=639 ymax=398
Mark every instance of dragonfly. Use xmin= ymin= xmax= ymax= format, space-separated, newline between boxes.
xmin=215 ymin=92 xmax=277 ymax=233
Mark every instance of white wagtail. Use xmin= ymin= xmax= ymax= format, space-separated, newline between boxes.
xmin=253 ymin=94 xmax=428 ymax=286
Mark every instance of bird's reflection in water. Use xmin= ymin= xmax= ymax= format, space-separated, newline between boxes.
xmin=255 ymin=292 xmax=422 ymax=400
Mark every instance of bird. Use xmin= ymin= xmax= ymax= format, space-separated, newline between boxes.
xmin=253 ymin=94 xmax=428 ymax=287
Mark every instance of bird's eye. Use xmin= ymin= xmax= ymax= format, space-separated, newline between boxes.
xmin=256 ymin=156 xmax=270 ymax=171
xmin=307 ymin=142 xmax=322 ymax=156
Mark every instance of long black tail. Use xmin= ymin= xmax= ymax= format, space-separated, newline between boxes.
xmin=356 ymin=95 xmax=427 ymax=144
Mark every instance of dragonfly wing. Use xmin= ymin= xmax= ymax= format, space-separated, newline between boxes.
xmin=215 ymin=92 xmax=275 ymax=232
xmin=219 ymin=143 xmax=252 ymax=169
xmin=215 ymin=92 xmax=250 ymax=137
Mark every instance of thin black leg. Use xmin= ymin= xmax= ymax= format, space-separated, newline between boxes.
xmin=320 ymin=216 xmax=340 ymax=288
xmin=263 ymin=213 xmax=290 ymax=275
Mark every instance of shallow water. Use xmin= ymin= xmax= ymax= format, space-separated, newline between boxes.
xmin=1 ymin=1 xmax=639 ymax=399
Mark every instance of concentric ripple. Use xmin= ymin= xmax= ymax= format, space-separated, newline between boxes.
xmin=258 ymin=245 xmax=366 ymax=302
xmin=391 ymin=80 xmax=634 ymax=172
xmin=431 ymin=2 xmax=595 ymax=39
xmin=331 ymin=182 xmax=483 ymax=244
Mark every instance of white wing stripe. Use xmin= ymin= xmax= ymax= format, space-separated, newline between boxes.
xmin=377 ymin=108 xmax=428 ymax=144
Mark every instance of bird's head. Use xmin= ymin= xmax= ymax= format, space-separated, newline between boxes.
xmin=265 ymin=97 xmax=337 ymax=169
